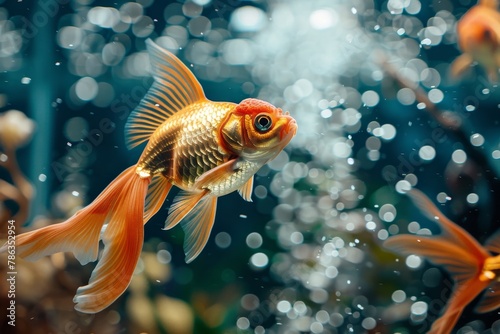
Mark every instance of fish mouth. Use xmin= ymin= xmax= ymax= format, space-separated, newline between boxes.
xmin=280 ymin=116 xmax=298 ymax=141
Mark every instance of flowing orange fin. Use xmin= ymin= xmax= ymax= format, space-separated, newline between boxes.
xmin=2 ymin=213 xmax=103 ymax=266
xmin=0 ymin=166 xmax=137 ymax=265
xmin=406 ymin=189 xmax=489 ymax=261
xmin=476 ymin=280 xmax=500 ymax=313
xmin=475 ymin=254 xmax=500 ymax=313
xmin=384 ymin=235 xmax=480 ymax=285
xmin=125 ymin=39 xmax=206 ymax=149
xmin=143 ymin=174 xmax=172 ymax=224
xmin=195 ymin=158 xmax=238 ymax=187
xmin=427 ymin=278 xmax=491 ymax=334
xmin=485 ymin=230 xmax=500 ymax=254
xmin=73 ymin=171 xmax=149 ymax=313
xmin=238 ymin=176 xmax=253 ymax=202
xmin=164 ymin=190 xmax=208 ymax=230
xmin=180 ymin=195 xmax=217 ymax=263
xmin=386 ymin=189 xmax=494 ymax=333
xmin=0 ymin=166 xmax=150 ymax=313
xmin=449 ymin=54 xmax=473 ymax=80
xmin=385 ymin=234 xmax=491 ymax=333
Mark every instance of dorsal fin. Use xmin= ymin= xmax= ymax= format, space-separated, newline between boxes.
xmin=125 ymin=39 xmax=206 ymax=149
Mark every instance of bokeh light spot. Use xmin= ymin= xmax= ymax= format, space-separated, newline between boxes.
xmin=451 ymin=149 xmax=467 ymax=164
xmin=75 ymin=77 xmax=98 ymax=101
xmin=215 ymin=232 xmax=231 ymax=248
xmin=250 ymin=252 xmax=269 ymax=269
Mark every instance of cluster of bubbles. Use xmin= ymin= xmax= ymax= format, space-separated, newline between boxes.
xmin=56 ymin=0 xmax=275 ymax=108
xmin=229 ymin=0 xmax=392 ymax=332
xmin=57 ymin=0 xmax=157 ymax=107
xmin=233 ymin=0 xmax=498 ymax=333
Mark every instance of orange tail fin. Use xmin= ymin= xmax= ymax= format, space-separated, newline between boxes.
xmin=428 ymin=277 xmax=490 ymax=334
xmin=475 ymin=233 xmax=500 ymax=313
xmin=384 ymin=189 xmax=491 ymax=334
xmin=0 ymin=166 xmax=151 ymax=313
xmin=385 ymin=235 xmax=490 ymax=334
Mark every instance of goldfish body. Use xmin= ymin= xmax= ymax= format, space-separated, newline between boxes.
xmin=384 ymin=189 xmax=500 ymax=334
xmin=0 ymin=39 xmax=297 ymax=313
xmin=450 ymin=0 xmax=500 ymax=82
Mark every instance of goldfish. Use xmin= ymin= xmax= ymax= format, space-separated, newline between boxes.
xmin=450 ymin=0 xmax=500 ymax=82
xmin=0 ymin=39 xmax=297 ymax=313
xmin=384 ymin=189 xmax=500 ymax=334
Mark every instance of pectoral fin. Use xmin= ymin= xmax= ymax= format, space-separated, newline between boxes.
xmin=194 ymin=158 xmax=238 ymax=188
xmin=164 ymin=190 xmax=218 ymax=263
xmin=164 ymin=190 xmax=208 ymax=230
xmin=449 ymin=53 xmax=473 ymax=80
xmin=238 ymin=176 xmax=254 ymax=202
xmin=180 ymin=196 xmax=218 ymax=263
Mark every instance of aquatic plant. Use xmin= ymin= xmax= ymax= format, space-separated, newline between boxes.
xmin=0 ymin=110 xmax=34 ymax=236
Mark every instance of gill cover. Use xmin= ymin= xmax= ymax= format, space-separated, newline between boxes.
xmin=220 ymin=98 xmax=293 ymax=159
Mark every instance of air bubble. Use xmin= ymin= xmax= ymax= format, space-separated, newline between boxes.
xmin=436 ymin=192 xmax=449 ymax=203
xmin=418 ymin=145 xmax=435 ymax=161
xmin=277 ymin=300 xmax=292 ymax=313
xmin=411 ymin=301 xmax=428 ymax=316
xmin=470 ymin=133 xmax=484 ymax=147
xmin=428 ymin=88 xmax=443 ymax=103
xmin=406 ymin=255 xmax=422 ymax=269
xmin=451 ymin=149 xmax=467 ymax=164
xmin=397 ymin=87 xmax=416 ymax=105
xmin=361 ymin=90 xmax=380 ymax=107
xmin=378 ymin=204 xmax=397 ymax=222
xmin=236 ymin=317 xmax=250 ymax=330
xmin=250 ymin=252 xmax=269 ymax=268
xmin=246 ymin=232 xmax=263 ymax=249
xmin=215 ymin=232 xmax=231 ymax=248
xmin=361 ymin=317 xmax=377 ymax=330
xmin=466 ymin=193 xmax=479 ymax=204
xmin=241 ymin=294 xmax=260 ymax=311
xmin=391 ymin=290 xmax=406 ymax=303
xmin=395 ymin=180 xmax=412 ymax=194
xmin=75 ymin=77 xmax=98 ymax=101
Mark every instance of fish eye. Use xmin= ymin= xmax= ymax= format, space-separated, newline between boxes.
xmin=254 ymin=114 xmax=272 ymax=132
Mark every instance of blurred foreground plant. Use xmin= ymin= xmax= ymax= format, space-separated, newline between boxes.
xmin=0 ymin=110 xmax=35 ymax=235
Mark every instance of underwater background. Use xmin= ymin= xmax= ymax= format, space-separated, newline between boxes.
xmin=1 ymin=0 xmax=500 ymax=333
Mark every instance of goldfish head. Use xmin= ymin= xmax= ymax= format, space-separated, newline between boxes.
xmin=457 ymin=6 xmax=500 ymax=52
xmin=220 ymin=98 xmax=297 ymax=162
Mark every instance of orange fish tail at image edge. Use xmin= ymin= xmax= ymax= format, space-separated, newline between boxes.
xmin=384 ymin=189 xmax=500 ymax=334
xmin=0 ymin=39 xmax=297 ymax=313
